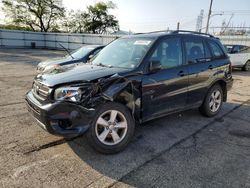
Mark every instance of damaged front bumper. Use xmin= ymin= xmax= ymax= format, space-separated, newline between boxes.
xmin=25 ymin=90 xmax=95 ymax=138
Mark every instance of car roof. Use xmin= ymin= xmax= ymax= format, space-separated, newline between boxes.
xmin=123 ymin=32 xmax=172 ymax=39
xmin=121 ymin=30 xmax=217 ymax=41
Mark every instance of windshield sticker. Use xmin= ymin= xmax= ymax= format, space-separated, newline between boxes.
xmin=134 ymin=40 xmax=151 ymax=45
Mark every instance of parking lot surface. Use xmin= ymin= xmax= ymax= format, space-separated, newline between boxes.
xmin=0 ymin=49 xmax=250 ymax=188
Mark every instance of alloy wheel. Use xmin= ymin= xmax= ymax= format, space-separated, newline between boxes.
xmin=95 ymin=110 xmax=128 ymax=146
xmin=209 ymin=90 xmax=222 ymax=112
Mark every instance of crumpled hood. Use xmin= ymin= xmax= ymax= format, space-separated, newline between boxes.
xmin=35 ymin=64 xmax=128 ymax=87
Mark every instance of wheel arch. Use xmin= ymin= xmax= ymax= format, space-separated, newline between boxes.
xmin=210 ymin=80 xmax=227 ymax=102
xmin=101 ymin=81 xmax=141 ymax=122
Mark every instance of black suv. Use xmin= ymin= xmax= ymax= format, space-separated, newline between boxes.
xmin=26 ymin=30 xmax=233 ymax=154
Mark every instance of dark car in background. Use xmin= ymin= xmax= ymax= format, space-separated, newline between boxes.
xmin=36 ymin=45 xmax=104 ymax=73
xmin=26 ymin=30 xmax=233 ymax=154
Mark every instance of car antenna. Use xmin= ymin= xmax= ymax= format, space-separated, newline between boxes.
xmin=58 ymin=43 xmax=74 ymax=59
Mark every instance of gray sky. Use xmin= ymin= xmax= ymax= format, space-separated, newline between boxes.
xmin=63 ymin=0 xmax=250 ymax=32
xmin=1 ymin=0 xmax=249 ymax=33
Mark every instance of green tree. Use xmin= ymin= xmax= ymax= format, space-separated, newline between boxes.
xmin=63 ymin=10 xmax=86 ymax=33
xmin=83 ymin=1 xmax=119 ymax=34
xmin=2 ymin=0 xmax=65 ymax=32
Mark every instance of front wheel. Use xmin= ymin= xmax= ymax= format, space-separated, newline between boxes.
xmin=199 ymin=84 xmax=223 ymax=117
xmin=87 ymin=102 xmax=135 ymax=154
xmin=242 ymin=60 xmax=250 ymax=71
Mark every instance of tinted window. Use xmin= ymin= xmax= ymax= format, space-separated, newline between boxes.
xmin=149 ymin=38 xmax=182 ymax=69
xmin=233 ymin=45 xmax=240 ymax=53
xmin=184 ymin=39 xmax=206 ymax=62
xmin=239 ymin=46 xmax=250 ymax=54
xmin=70 ymin=46 xmax=94 ymax=59
xmin=224 ymin=45 xmax=233 ymax=53
xmin=208 ymin=41 xmax=224 ymax=58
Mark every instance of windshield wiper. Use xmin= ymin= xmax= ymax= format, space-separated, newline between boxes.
xmin=58 ymin=43 xmax=74 ymax=59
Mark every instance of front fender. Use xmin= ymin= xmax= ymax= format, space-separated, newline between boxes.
xmin=102 ymin=81 xmax=131 ymax=101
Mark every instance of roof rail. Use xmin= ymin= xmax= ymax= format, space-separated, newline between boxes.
xmin=134 ymin=33 xmax=145 ymax=35
xmin=146 ymin=30 xmax=173 ymax=34
xmin=172 ymin=30 xmax=215 ymax=38
xmin=134 ymin=30 xmax=173 ymax=35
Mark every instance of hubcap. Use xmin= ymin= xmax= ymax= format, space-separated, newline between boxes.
xmin=209 ymin=90 xmax=222 ymax=113
xmin=95 ymin=110 xmax=128 ymax=146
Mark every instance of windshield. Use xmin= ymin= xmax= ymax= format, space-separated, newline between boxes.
xmin=69 ymin=46 xmax=94 ymax=59
xmin=92 ymin=38 xmax=153 ymax=69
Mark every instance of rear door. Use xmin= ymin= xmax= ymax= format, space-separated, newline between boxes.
xmin=141 ymin=37 xmax=189 ymax=121
xmin=184 ymin=37 xmax=217 ymax=106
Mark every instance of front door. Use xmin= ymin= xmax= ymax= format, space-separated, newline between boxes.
xmin=141 ymin=37 xmax=188 ymax=121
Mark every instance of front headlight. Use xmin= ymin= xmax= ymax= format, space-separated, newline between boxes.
xmin=54 ymin=87 xmax=83 ymax=102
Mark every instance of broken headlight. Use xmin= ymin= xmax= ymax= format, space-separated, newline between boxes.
xmin=54 ymin=87 xmax=84 ymax=102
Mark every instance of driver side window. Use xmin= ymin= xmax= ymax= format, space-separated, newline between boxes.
xmin=149 ymin=38 xmax=183 ymax=69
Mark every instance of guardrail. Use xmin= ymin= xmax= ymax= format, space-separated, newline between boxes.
xmin=0 ymin=29 xmax=119 ymax=50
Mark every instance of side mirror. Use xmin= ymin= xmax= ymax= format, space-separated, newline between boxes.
xmin=149 ymin=60 xmax=162 ymax=73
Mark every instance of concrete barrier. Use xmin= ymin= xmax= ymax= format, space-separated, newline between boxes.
xmin=0 ymin=29 xmax=119 ymax=50
xmin=0 ymin=29 xmax=249 ymax=50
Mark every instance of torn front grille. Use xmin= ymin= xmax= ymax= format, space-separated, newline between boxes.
xmin=32 ymin=81 xmax=50 ymax=100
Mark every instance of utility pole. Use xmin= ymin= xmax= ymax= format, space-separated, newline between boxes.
xmin=205 ymin=0 xmax=213 ymax=33
xmin=196 ymin=9 xmax=204 ymax=32
xmin=177 ymin=22 xmax=180 ymax=30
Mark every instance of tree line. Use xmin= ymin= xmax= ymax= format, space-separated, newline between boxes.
xmin=1 ymin=0 xmax=119 ymax=34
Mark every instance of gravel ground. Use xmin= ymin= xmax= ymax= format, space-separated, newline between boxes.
xmin=0 ymin=48 xmax=250 ymax=188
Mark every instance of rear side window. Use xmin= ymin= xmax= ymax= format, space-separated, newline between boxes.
xmin=239 ymin=46 xmax=250 ymax=54
xmin=208 ymin=41 xmax=224 ymax=58
xmin=184 ymin=39 xmax=209 ymax=63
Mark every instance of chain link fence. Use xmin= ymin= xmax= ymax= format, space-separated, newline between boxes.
xmin=210 ymin=27 xmax=250 ymax=46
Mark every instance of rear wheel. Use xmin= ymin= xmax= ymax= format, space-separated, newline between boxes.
xmin=242 ymin=60 xmax=250 ymax=71
xmin=199 ymin=84 xmax=223 ymax=117
xmin=87 ymin=102 xmax=135 ymax=154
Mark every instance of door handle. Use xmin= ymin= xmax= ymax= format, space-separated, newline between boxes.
xmin=208 ymin=65 xmax=214 ymax=70
xmin=178 ymin=70 xmax=185 ymax=77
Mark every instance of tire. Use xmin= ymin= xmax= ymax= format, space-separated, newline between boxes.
xmin=87 ymin=102 xmax=135 ymax=154
xmin=199 ymin=84 xmax=223 ymax=117
xmin=242 ymin=60 xmax=250 ymax=71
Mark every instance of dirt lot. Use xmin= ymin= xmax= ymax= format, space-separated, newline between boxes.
xmin=0 ymin=48 xmax=250 ymax=188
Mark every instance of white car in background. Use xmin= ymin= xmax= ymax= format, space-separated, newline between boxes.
xmin=224 ymin=44 xmax=250 ymax=71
